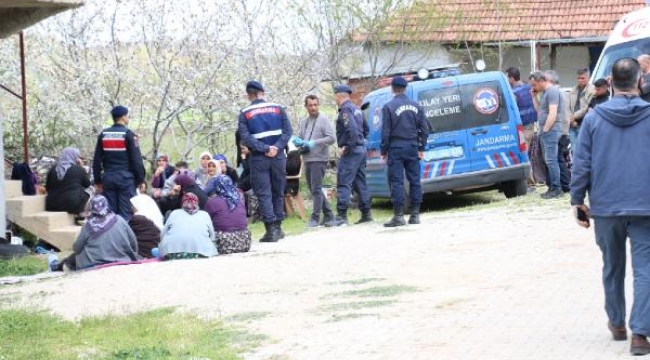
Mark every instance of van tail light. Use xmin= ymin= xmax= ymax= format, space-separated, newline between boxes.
xmin=517 ymin=124 xmax=527 ymax=152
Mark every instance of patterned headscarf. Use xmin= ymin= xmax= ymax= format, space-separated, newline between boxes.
xmin=55 ymin=147 xmax=80 ymax=180
xmin=174 ymin=173 xmax=196 ymax=190
xmin=213 ymin=154 xmax=229 ymax=166
xmin=209 ymin=175 xmax=241 ymax=211
xmin=181 ymin=192 xmax=200 ymax=215
xmin=86 ymin=195 xmax=118 ymax=236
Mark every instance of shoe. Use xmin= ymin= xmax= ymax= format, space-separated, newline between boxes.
xmin=48 ymin=254 xmax=61 ymax=272
xmin=384 ymin=206 xmax=406 ymax=227
xmin=333 ymin=212 xmax=348 ymax=227
xmin=74 ymin=215 xmax=86 ymax=226
xmin=408 ymin=213 xmax=420 ymax=224
xmin=608 ymin=321 xmax=627 ymax=341
xmin=259 ymin=222 xmax=279 ymax=242
xmin=354 ymin=212 xmax=373 ymax=224
xmin=631 ymin=334 xmax=650 ymax=356
xmin=305 ymin=218 xmax=321 ymax=228
xmin=274 ymin=221 xmax=285 ymax=240
xmin=540 ymin=188 xmax=563 ymax=199
xmin=322 ymin=213 xmax=337 ymax=227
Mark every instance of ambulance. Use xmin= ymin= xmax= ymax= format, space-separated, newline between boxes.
xmin=591 ymin=6 xmax=650 ymax=81
xmin=361 ymin=69 xmax=531 ymax=202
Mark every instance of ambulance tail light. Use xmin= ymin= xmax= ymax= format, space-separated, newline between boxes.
xmin=517 ymin=124 xmax=527 ymax=152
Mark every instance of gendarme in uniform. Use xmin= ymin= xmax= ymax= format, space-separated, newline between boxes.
xmin=237 ymin=80 xmax=292 ymax=242
xmin=380 ymin=76 xmax=429 ymax=227
xmin=92 ymin=105 xmax=145 ymax=221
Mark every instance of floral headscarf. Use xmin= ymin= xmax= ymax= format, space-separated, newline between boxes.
xmin=55 ymin=147 xmax=80 ymax=180
xmin=181 ymin=192 xmax=200 ymax=215
xmin=86 ymin=195 xmax=118 ymax=236
xmin=207 ymin=175 xmax=241 ymax=211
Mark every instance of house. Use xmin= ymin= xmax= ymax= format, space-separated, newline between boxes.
xmin=1 ymin=0 xmax=84 ymax=243
xmin=349 ymin=0 xmax=647 ymax=99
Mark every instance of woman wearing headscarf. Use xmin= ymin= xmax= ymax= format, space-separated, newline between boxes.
xmin=158 ymin=193 xmax=217 ymax=260
xmin=204 ymin=175 xmax=251 ymax=254
xmin=156 ymin=173 xmax=208 ymax=215
xmin=205 ymin=159 xmax=222 ymax=186
xmin=151 ymin=154 xmax=175 ymax=198
xmin=129 ymin=194 xmax=164 ymax=258
xmin=213 ymin=154 xmax=239 ymax=184
xmin=45 ymin=147 xmax=93 ymax=223
xmin=194 ymin=151 xmax=213 ymax=187
xmin=50 ymin=195 xmax=139 ymax=271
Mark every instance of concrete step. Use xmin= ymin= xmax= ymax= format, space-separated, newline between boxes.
xmin=4 ymin=180 xmax=24 ymax=198
xmin=48 ymin=225 xmax=81 ymax=251
xmin=6 ymin=195 xmax=46 ymax=218
xmin=31 ymin=211 xmax=76 ymax=229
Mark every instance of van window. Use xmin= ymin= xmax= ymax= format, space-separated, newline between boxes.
xmin=592 ymin=39 xmax=650 ymax=81
xmin=417 ymin=81 xmax=509 ymax=133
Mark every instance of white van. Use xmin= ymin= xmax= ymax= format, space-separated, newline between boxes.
xmin=591 ymin=6 xmax=650 ymax=81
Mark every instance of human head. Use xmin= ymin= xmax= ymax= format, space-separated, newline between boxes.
xmin=91 ymin=195 xmax=113 ymax=217
xmin=246 ymin=80 xmax=265 ymax=101
xmin=111 ymin=105 xmax=129 ymax=124
xmin=213 ymin=154 xmax=228 ymax=172
xmin=505 ymin=67 xmax=521 ymax=86
xmin=528 ymin=71 xmax=548 ymax=92
xmin=333 ymin=84 xmax=352 ymax=107
xmin=637 ymin=54 xmax=650 ymax=73
xmin=593 ymin=78 xmax=609 ymax=97
xmin=543 ymin=70 xmax=559 ymax=85
xmin=391 ymin=76 xmax=408 ymax=94
xmin=156 ymin=154 xmax=169 ymax=167
xmin=209 ymin=175 xmax=241 ymax=211
xmin=55 ymin=147 xmax=81 ymax=180
xmin=611 ymin=57 xmax=641 ymax=93
xmin=175 ymin=161 xmax=189 ymax=171
xmin=181 ymin=192 xmax=199 ymax=215
xmin=199 ymin=151 xmax=212 ymax=169
xmin=304 ymin=95 xmax=319 ymax=118
xmin=576 ymin=67 xmax=590 ymax=88
xmin=207 ymin=159 xmax=222 ymax=176
xmin=174 ymin=173 xmax=196 ymax=190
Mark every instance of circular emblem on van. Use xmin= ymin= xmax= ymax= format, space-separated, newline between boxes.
xmin=473 ymin=88 xmax=499 ymax=115
xmin=622 ymin=18 xmax=649 ymax=38
xmin=373 ymin=107 xmax=381 ymax=130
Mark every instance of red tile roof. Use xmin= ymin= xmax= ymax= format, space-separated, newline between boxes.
xmin=368 ymin=0 xmax=647 ymax=43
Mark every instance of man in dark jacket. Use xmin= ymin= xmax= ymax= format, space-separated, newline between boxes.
xmin=571 ymin=57 xmax=650 ymax=356
xmin=93 ymin=106 xmax=145 ymax=221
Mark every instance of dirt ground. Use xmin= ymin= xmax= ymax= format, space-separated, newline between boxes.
xmin=0 ymin=194 xmax=634 ymax=359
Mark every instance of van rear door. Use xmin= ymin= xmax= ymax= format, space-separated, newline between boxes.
xmin=362 ymin=90 xmax=394 ymax=197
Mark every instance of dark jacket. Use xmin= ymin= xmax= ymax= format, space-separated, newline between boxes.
xmin=128 ymin=215 xmax=161 ymax=258
xmin=92 ymin=124 xmax=145 ymax=185
xmin=237 ymin=99 xmax=292 ymax=157
xmin=336 ymin=100 xmax=365 ymax=148
xmin=157 ymin=185 xmax=208 ymax=214
xmin=45 ymin=165 xmax=91 ymax=214
xmin=381 ymin=93 xmax=429 ymax=155
xmin=571 ymin=95 xmax=650 ymax=215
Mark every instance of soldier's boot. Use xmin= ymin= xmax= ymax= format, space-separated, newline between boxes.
xmin=354 ymin=210 xmax=374 ymax=224
xmin=384 ymin=206 xmax=406 ymax=227
xmin=333 ymin=210 xmax=348 ymax=227
xmin=259 ymin=222 xmax=279 ymax=242
xmin=274 ymin=220 xmax=285 ymax=240
xmin=408 ymin=210 xmax=420 ymax=225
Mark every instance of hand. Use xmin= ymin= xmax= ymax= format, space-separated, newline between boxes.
xmin=291 ymin=136 xmax=304 ymax=146
xmin=381 ymin=155 xmax=387 ymax=162
xmin=418 ymin=151 xmax=424 ymax=160
xmin=94 ymin=184 xmax=104 ymax=193
xmin=341 ymin=146 xmax=348 ymax=156
xmin=155 ymin=166 xmax=165 ymax=176
xmin=266 ymin=146 xmax=278 ymax=158
xmin=571 ymin=121 xmax=578 ymax=128
xmin=305 ymin=140 xmax=316 ymax=149
xmin=573 ymin=204 xmax=591 ymax=228
xmin=76 ymin=158 xmax=84 ymax=166
xmin=153 ymin=188 xmax=162 ymax=198
xmin=171 ymin=184 xmax=181 ymax=195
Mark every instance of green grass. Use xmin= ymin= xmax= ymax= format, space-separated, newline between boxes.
xmin=224 ymin=311 xmax=271 ymax=323
xmin=0 ymin=256 xmax=48 ymax=277
xmin=329 ymin=277 xmax=386 ymax=286
xmin=0 ymin=307 xmax=264 ymax=360
xmin=322 ymin=285 xmax=419 ymax=299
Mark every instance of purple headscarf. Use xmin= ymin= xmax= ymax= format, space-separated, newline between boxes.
xmin=55 ymin=147 xmax=80 ymax=180
xmin=86 ymin=195 xmax=118 ymax=236
xmin=174 ymin=173 xmax=196 ymax=190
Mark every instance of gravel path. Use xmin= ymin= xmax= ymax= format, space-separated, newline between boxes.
xmin=0 ymin=199 xmax=633 ymax=359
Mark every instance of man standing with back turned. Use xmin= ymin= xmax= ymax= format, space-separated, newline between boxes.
xmin=381 ymin=76 xmax=429 ymax=227
xmin=237 ymin=80 xmax=292 ymax=242
xmin=93 ymin=105 xmax=145 ymax=221
xmin=571 ymin=58 xmax=650 ymax=356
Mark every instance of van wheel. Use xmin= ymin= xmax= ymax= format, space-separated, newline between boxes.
xmin=502 ymin=179 xmax=527 ymax=198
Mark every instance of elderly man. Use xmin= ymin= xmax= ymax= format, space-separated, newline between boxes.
xmin=571 ymin=57 xmax=650 ymax=356
xmin=637 ymin=54 xmax=650 ymax=101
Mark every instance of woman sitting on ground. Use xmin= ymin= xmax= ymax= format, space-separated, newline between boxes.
xmin=194 ymin=151 xmax=213 ymax=188
xmin=156 ymin=173 xmax=208 ymax=215
xmin=213 ymin=154 xmax=239 ymax=184
xmin=45 ymin=147 xmax=93 ymax=224
xmin=204 ymin=175 xmax=251 ymax=254
xmin=129 ymin=192 xmax=164 ymax=258
xmin=50 ymin=195 xmax=139 ymax=271
xmin=205 ymin=159 xmax=222 ymax=186
xmin=158 ymin=193 xmax=217 ymax=260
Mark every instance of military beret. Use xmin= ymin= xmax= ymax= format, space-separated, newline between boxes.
xmin=333 ymin=84 xmax=353 ymax=94
xmin=111 ymin=105 xmax=128 ymax=120
xmin=391 ymin=76 xmax=408 ymax=87
xmin=246 ymin=80 xmax=264 ymax=92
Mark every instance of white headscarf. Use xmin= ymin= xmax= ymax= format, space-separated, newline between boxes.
xmin=130 ymin=195 xmax=164 ymax=230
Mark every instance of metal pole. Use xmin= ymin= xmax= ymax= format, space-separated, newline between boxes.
xmin=19 ymin=32 xmax=29 ymax=163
